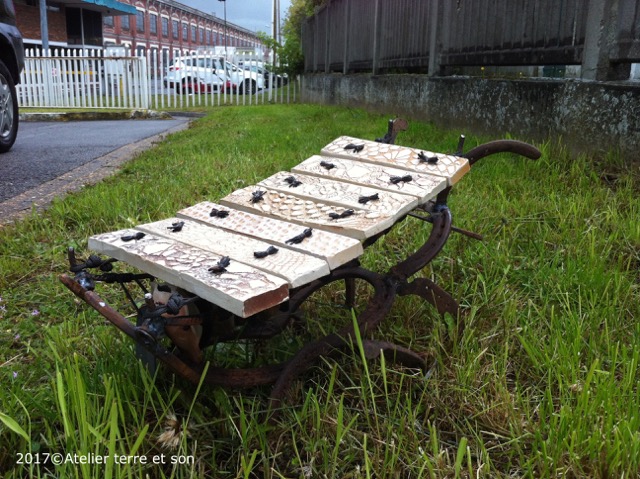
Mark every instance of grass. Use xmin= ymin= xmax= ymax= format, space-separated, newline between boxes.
xmin=1 ymin=104 xmax=639 ymax=478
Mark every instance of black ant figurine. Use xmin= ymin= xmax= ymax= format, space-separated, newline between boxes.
xmin=208 ymin=256 xmax=231 ymax=274
xmin=320 ymin=160 xmax=336 ymax=170
xmin=167 ymin=221 xmax=185 ymax=232
xmin=390 ymin=175 xmax=413 ymax=184
xmin=251 ymin=190 xmax=266 ymax=203
xmin=210 ymin=208 xmax=230 ymax=218
xmin=344 ymin=143 xmax=365 ymax=153
xmin=121 ymin=232 xmax=145 ymax=242
xmin=286 ymin=228 xmax=313 ymax=245
xmin=328 ymin=209 xmax=355 ymax=220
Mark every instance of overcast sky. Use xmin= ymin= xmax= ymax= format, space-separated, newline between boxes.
xmin=177 ymin=0 xmax=293 ymax=35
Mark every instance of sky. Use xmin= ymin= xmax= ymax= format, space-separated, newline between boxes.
xmin=177 ymin=0 xmax=293 ymax=35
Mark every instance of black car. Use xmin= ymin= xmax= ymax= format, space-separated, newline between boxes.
xmin=0 ymin=0 xmax=24 ymax=152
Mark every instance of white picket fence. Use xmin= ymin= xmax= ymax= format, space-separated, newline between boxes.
xmin=17 ymin=48 xmax=298 ymax=110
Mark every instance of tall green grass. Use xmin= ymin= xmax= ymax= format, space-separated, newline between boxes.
xmin=1 ymin=104 xmax=639 ymax=477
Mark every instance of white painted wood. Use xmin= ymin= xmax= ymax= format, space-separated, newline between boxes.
xmin=257 ymin=171 xmax=419 ymax=221
xmin=136 ymin=218 xmax=330 ymax=288
xmin=219 ymin=187 xmax=396 ymax=241
xmin=177 ymin=202 xmax=363 ymax=270
xmin=88 ymin=229 xmax=288 ymax=318
xmin=292 ymin=155 xmax=448 ymax=204
xmin=320 ymin=136 xmax=471 ymax=185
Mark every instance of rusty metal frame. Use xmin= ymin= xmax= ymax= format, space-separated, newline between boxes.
xmin=60 ymin=129 xmax=541 ymax=407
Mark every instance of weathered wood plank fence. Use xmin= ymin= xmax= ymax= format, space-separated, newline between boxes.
xmin=302 ymin=0 xmax=640 ymax=80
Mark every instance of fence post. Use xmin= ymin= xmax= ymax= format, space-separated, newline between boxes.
xmin=313 ymin=14 xmax=319 ymax=72
xmin=324 ymin=1 xmax=330 ymax=73
xmin=372 ymin=0 xmax=381 ymax=74
xmin=343 ymin=0 xmax=350 ymax=74
xmin=582 ymin=0 xmax=630 ymax=80
xmin=428 ymin=0 xmax=442 ymax=76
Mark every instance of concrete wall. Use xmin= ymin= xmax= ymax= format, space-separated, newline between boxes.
xmin=302 ymin=74 xmax=640 ymax=161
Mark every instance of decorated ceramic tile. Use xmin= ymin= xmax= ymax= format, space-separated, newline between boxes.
xmin=257 ymin=171 xmax=418 ymax=221
xmin=88 ymin=230 xmax=288 ymax=318
xmin=320 ymin=136 xmax=470 ymax=185
xmin=218 ymin=187 xmax=396 ymax=241
xmin=177 ymin=202 xmax=363 ymax=270
xmin=136 ymin=218 xmax=330 ymax=288
xmin=292 ymin=155 xmax=448 ymax=204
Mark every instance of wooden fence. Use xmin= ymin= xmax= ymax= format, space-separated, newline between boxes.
xmin=302 ymin=0 xmax=640 ymax=80
xmin=18 ymin=49 xmax=298 ymax=110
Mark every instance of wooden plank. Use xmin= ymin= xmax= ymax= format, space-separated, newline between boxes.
xmin=320 ymin=136 xmax=470 ymax=185
xmin=257 ymin=171 xmax=419 ymax=221
xmin=88 ymin=230 xmax=288 ymax=318
xmin=219 ymin=187 xmax=396 ymax=241
xmin=177 ymin=202 xmax=363 ymax=270
xmin=136 ymin=218 xmax=330 ymax=288
xmin=292 ymin=155 xmax=448 ymax=204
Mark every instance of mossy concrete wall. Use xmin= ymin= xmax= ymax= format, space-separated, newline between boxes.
xmin=302 ymin=74 xmax=640 ymax=160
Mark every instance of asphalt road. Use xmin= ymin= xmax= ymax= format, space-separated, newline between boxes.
xmin=0 ymin=117 xmax=192 ymax=225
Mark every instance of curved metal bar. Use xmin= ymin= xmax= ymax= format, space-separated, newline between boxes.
xmin=361 ymin=339 xmax=427 ymax=371
xmin=389 ymin=206 xmax=453 ymax=281
xmin=286 ymin=265 xmax=386 ymax=314
xmin=397 ymin=277 xmax=460 ymax=318
xmin=269 ymin=272 xmax=398 ymax=409
xmin=60 ymin=274 xmax=288 ymax=388
xmin=463 ymin=140 xmax=541 ymax=166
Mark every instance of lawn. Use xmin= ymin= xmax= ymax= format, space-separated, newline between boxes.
xmin=1 ymin=104 xmax=639 ymax=478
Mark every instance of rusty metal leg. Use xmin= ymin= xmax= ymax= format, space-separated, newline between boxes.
xmin=390 ymin=206 xmax=453 ymax=280
xmin=344 ymin=277 xmax=356 ymax=309
xmin=360 ymin=340 xmax=427 ymax=371
xmin=397 ymin=277 xmax=460 ymax=318
xmin=268 ymin=273 xmax=396 ymax=411
xmin=61 ymin=274 xmax=289 ymax=388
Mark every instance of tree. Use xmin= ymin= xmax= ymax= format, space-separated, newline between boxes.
xmin=279 ymin=0 xmax=327 ymax=77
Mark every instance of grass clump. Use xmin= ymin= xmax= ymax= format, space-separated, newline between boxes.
xmin=1 ymin=104 xmax=639 ymax=478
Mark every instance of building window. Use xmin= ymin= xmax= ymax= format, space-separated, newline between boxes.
xmin=121 ymin=15 xmax=130 ymax=30
xmin=172 ymin=20 xmax=179 ymax=39
xmin=199 ymin=27 xmax=204 ymax=43
xmin=182 ymin=23 xmax=188 ymax=41
xmin=136 ymin=10 xmax=144 ymax=33
xmin=150 ymin=13 xmax=157 ymax=35
xmin=206 ymin=30 xmax=210 ymax=45
xmin=190 ymin=25 xmax=196 ymax=42
xmin=162 ymin=17 xmax=169 ymax=37
xmin=103 ymin=15 xmax=114 ymax=27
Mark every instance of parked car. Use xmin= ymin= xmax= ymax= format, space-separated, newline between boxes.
xmin=163 ymin=55 xmax=224 ymax=94
xmin=237 ymin=61 xmax=288 ymax=88
xmin=164 ymin=55 xmax=264 ymax=94
xmin=0 ymin=0 xmax=24 ymax=153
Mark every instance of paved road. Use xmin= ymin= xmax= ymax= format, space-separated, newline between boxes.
xmin=0 ymin=118 xmax=191 ymax=224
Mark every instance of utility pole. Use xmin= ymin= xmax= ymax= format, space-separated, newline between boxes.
xmin=39 ymin=0 xmax=49 ymax=52
xmin=272 ymin=0 xmax=278 ymax=66
xmin=218 ymin=0 xmax=227 ymax=59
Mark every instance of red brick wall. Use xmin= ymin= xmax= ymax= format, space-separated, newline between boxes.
xmin=15 ymin=3 xmax=67 ymax=44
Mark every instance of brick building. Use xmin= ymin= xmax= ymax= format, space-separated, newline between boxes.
xmin=14 ymin=0 xmax=136 ymax=50
xmin=102 ymin=0 xmax=263 ymax=60
xmin=14 ymin=0 xmax=263 ymax=57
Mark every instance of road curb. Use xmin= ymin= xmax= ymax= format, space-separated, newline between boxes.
xmin=0 ymin=118 xmax=192 ymax=226
xmin=19 ymin=109 xmax=174 ymax=122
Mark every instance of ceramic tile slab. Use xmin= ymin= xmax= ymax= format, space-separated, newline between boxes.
xmin=177 ymin=202 xmax=363 ymax=270
xmin=292 ymin=155 xmax=448 ymax=204
xmin=321 ymin=136 xmax=470 ymax=185
xmin=219 ymin=187 xmax=396 ymax=241
xmin=136 ymin=218 xmax=330 ymax=288
xmin=257 ymin=171 xmax=419 ymax=220
xmin=88 ymin=230 xmax=288 ymax=318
